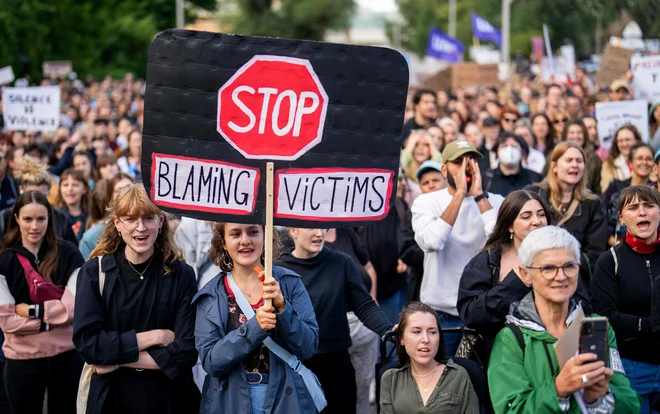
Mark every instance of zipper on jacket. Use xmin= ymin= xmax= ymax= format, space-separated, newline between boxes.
xmin=646 ymin=256 xmax=653 ymax=319
xmin=34 ymin=254 xmax=40 ymax=266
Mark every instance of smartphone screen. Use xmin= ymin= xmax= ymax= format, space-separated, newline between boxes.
xmin=579 ymin=317 xmax=609 ymax=365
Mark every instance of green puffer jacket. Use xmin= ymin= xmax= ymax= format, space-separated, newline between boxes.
xmin=487 ymin=292 xmax=640 ymax=414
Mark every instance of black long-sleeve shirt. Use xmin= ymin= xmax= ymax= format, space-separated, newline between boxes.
xmin=276 ymin=247 xmax=392 ymax=354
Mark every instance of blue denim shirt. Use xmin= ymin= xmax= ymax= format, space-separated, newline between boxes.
xmin=193 ymin=266 xmax=319 ymax=414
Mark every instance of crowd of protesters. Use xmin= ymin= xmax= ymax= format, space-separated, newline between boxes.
xmin=0 ymin=61 xmax=658 ymax=414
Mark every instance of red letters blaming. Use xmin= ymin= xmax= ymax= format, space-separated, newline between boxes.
xmin=217 ymin=55 xmax=329 ymax=161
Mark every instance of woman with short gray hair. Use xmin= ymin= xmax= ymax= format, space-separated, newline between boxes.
xmin=488 ymin=226 xmax=639 ymax=413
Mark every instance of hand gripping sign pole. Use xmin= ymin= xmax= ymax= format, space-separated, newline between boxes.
xmin=141 ymin=30 xmax=409 ymax=301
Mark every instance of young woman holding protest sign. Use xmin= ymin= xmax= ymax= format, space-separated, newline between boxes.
xmin=193 ymin=222 xmax=321 ymax=414
xmin=0 ymin=191 xmax=84 ymax=413
xmin=73 ymin=183 xmax=200 ymax=413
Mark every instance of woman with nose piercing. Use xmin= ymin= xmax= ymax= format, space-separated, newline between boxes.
xmin=73 ymin=183 xmax=200 ymax=413
xmin=193 ymin=222 xmax=320 ymax=414
xmin=458 ymin=190 xmax=592 ymax=363
xmin=380 ymin=302 xmax=479 ymax=413
xmin=592 ymin=185 xmax=660 ymax=414
xmin=526 ymin=142 xmax=608 ymax=289
xmin=0 ymin=191 xmax=84 ymax=413
xmin=276 ymin=228 xmax=393 ymax=414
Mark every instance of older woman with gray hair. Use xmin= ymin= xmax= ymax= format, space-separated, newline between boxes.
xmin=487 ymin=226 xmax=639 ymax=413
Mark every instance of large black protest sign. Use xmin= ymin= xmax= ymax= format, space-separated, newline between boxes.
xmin=142 ymin=29 xmax=409 ymax=227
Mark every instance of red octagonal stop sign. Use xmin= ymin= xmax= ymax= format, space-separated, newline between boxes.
xmin=217 ymin=55 xmax=329 ymax=160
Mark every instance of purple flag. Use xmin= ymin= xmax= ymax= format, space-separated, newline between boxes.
xmin=471 ymin=13 xmax=502 ymax=47
xmin=426 ymin=27 xmax=464 ymax=63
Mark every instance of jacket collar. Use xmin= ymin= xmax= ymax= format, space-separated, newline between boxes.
xmin=506 ymin=291 xmax=579 ymax=334
xmin=192 ymin=265 xmax=300 ymax=303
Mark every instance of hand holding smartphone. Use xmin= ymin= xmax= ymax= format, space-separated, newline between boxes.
xmin=579 ymin=317 xmax=609 ymax=364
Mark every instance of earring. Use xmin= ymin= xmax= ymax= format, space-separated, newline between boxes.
xmin=118 ymin=230 xmax=121 ymax=237
xmin=510 ymin=232 xmax=513 ymax=240
xmin=222 ymin=251 xmax=233 ymax=270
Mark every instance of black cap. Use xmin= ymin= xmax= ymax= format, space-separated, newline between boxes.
xmin=483 ymin=116 xmax=499 ymax=127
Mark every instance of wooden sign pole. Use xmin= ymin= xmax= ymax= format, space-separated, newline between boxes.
xmin=263 ymin=162 xmax=275 ymax=307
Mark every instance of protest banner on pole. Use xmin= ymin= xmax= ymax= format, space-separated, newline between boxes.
xmin=595 ymin=100 xmax=649 ymax=149
xmin=141 ymin=30 xmax=408 ymax=291
xmin=142 ymin=29 xmax=408 ymax=228
xmin=0 ymin=66 xmax=15 ymax=86
xmin=1 ymin=86 xmax=61 ymax=131
xmin=631 ymin=55 xmax=660 ymax=103
xmin=595 ymin=45 xmax=633 ymax=87
xmin=42 ymin=61 xmax=73 ymax=79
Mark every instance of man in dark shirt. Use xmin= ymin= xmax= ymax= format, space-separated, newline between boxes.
xmin=482 ymin=132 xmax=543 ymax=197
xmin=400 ymin=89 xmax=438 ymax=145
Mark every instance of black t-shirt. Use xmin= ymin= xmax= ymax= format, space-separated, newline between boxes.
xmin=359 ymin=199 xmax=407 ymax=299
xmin=400 ymin=118 xmax=426 ymax=147
xmin=325 ymin=228 xmax=372 ymax=292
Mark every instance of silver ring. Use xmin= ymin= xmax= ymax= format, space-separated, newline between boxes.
xmin=582 ymin=374 xmax=588 ymax=383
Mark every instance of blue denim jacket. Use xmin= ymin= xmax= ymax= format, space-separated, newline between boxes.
xmin=193 ymin=266 xmax=320 ymax=414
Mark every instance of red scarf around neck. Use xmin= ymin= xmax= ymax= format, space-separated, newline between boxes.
xmin=625 ymin=229 xmax=660 ymax=254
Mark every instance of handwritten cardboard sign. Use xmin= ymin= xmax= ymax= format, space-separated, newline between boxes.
xmin=596 ymin=99 xmax=649 ymax=149
xmin=0 ymin=66 xmax=15 ymax=86
xmin=2 ymin=86 xmax=61 ymax=131
xmin=595 ymin=45 xmax=633 ymax=87
xmin=631 ymin=55 xmax=660 ymax=103
xmin=42 ymin=61 xmax=72 ymax=79
xmin=141 ymin=30 xmax=409 ymax=227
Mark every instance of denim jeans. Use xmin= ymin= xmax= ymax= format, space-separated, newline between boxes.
xmin=249 ymin=383 xmax=268 ymax=414
xmin=621 ymin=358 xmax=660 ymax=414
xmin=378 ymin=287 xmax=407 ymax=362
xmin=437 ymin=311 xmax=462 ymax=358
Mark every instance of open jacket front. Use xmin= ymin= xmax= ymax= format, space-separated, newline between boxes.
xmin=488 ymin=292 xmax=640 ymax=414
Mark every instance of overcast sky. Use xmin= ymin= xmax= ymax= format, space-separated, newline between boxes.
xmin=357 ymin=0 xmax=397 ymax=13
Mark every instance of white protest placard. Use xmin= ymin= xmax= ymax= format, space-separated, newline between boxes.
xmin=2 ymin=86 xmax=61 ymax=131
xmin=42 ymin=61 xmax=72 ymax=79
xmin=0 ymin=66 xmax=15 ymax=86
xmin=596 ymin=100 xmax=649 ymax=149
xmin=631 ymin=55 xmax=660 ymax=103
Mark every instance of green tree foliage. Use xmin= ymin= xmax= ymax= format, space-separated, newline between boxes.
xmin=222 ymin=0 xmax=356 ymax=41
xmin=390 ymin=0 xmax=656 ymax=60
xmin=0 ymin=0 xmax=215 ymax=81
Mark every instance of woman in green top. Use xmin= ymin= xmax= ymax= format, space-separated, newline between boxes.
xmin=488 ymin=225 xmax=640 ymax=413
xmin=380 ymin=302 xmax=479 ymax=413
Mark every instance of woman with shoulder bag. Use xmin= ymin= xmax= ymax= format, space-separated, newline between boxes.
xmin=0 ymin=191 xmax=85 ymax=413
xmin=193 ymin=222 xmax=321 ymax=414
xmin=73 ymin=183 xmax=200 ymax=414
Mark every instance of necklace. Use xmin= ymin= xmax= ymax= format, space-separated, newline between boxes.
xmin=127 ymin=255 xmax=153 ymax=280
xmin=412 ymin=363 xmax=439 ymax=393
xmin=241 ymin=279 xmax=261 ymax=298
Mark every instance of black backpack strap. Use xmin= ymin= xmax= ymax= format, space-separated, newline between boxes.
xmin=505 ymin=321 xmax=525 ymax=352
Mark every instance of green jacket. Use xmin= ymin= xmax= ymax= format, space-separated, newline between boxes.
xmin=488 ymin=293 xmax=640 ymax=414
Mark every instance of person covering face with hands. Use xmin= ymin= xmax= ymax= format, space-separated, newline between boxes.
xmin=411 ymin=140 xmax=504 ymax=356
xmin=193 ymin=222 xmax=319 ymax=414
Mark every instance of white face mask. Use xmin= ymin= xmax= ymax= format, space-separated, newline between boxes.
xmin=498 ymin=146 xmax=522 ymax=166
